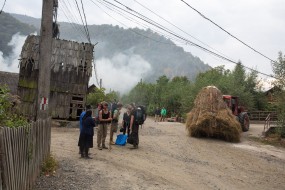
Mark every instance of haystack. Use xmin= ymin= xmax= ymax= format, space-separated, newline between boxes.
xmin=186 ymin=86 xmax=241 ymax=142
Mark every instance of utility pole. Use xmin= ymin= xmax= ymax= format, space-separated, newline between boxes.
xmin=100 ymin=78 xmax=102 ymax=89
xmin=36 ymin=0 xmax=54 ymax=120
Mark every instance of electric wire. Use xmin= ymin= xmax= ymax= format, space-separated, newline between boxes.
xmin=113 ymin=0 xmax=187 ymax=44
xmin=133 ymin=0 xmax=234 ymax=61
xmin=60 ymin=0 xmax=85 ymax=41
xmin=180 ymin=0 xmax=277 ymax=64
xmin=100 ymin=0 xmax=278 ymax=79
xmin=80 ymin=0 xmax=91 ymax=43
xmin=91 ymin=0 xmax=184 ymax=45
xmin=61 ymin=0 xmax=87 ymax=38
xmin=98 ymin=0 xmax=188 ymax=45
xmin=74 ymin=0 xmax=91 ymax=42
xmin=0 ymin=0 xmax=6 ymax=14
xmin=60 ymin=0 xmax=88 ymax=41
xmin=94 ymin=0 xmax=186 ymax=45
xmin=58 ymin=5 xmax=86 ymax=41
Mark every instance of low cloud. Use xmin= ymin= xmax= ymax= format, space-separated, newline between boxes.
xmin=0 ymin=33 xmax=27 ymax=73
xmin=90 ymin=52 xmax=152 ymax=94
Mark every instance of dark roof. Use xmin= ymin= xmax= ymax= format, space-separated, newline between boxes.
xmin=0 ymin=71 xmax=19 ymax=95
xmin=88 ymin=84 xmax=97 ymax=94
xmin=265 ymin=86 xmax=282 ymax=95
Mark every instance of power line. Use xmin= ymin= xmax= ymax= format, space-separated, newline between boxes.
xmin=133 ymin=0 xmax=234 ymax=62
xmin=58 ymin=5 xmax=86 ymax=41
xmin=80 ymin=0 xmax=91 ymax=43
xmin=180 ymin=0 xmax=277 ymax=64
xmin=90 ymin=0 xmax=185 ymax=45
xmin=74 ymin=0 xmax=91 ymax=42
xmin=59 ymin=0 xmax=87 ymax=41
xmin=101 ymin=0 xmax=190 ymax=45
xmin=0 ymin=0 xmax=7 ymax=14
xmin=94 ymin=0 xmax=186 ymax=46
xmin=99 ymin=0 xmax=278 ymax=79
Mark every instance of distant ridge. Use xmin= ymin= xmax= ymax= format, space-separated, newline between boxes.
xmin=3 ymin=13 xmax=211 ymax=82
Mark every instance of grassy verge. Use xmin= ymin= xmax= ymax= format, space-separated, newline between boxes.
xmin=249 ymin=134 xmax=285 ymax=148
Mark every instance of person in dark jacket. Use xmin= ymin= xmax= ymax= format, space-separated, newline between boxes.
xmin=129 ymin=104 xmax=139 ymax=149
xmin=78 ymin=105 xmax=91 ymax=154
xmin=122 ymin=105 xmax=132 ymax=136
xmin=79 ymin=110 xmax=96 ymax=159
xmin=154 ymin=107 xmax=160 ymax=122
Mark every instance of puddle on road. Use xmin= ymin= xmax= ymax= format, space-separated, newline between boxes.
xmin=233 ymin=144 xmax=285 ymax=160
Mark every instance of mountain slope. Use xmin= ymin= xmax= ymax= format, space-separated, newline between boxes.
xmin=8 ymin=13 xmax=211 ymax=81
xmin=0 ymin=12 xmax=36 ymax=56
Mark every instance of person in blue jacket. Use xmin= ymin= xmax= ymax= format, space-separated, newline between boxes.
xmin=79 ymin=110 xmax=96 ymax=159
xmin=80 ymin=105 xmax=92 ymax=131
xmin=78 ymin=105 xmax=91 ymax=154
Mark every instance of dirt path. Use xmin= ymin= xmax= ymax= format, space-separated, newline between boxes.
xmin=35 ymin=118 xmax=285 ymax=190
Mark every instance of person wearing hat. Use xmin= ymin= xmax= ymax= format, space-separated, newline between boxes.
xmin=79 ymin=109 xmax=96 ymax=158
xmin=110 ymin=102 xmax=123 ymax=145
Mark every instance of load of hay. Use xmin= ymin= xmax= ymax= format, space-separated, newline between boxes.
xmin=186 ymin=86 xmax=241 ymax=142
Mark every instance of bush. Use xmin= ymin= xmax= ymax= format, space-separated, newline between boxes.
xmin=0 ymin=85 xmax=28 ymax=128
xmin=41 ymin=154 xmax=58 ymax=176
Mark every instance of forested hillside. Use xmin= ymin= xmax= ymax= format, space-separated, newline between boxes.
xmin=10 ymin=13 xmax=211 ymax=82
xmin=0 ymin=12 xmax=36 ymax=56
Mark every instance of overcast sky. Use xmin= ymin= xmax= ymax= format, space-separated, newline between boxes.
xmin=2 ymin=0 xmax=285 ymax=81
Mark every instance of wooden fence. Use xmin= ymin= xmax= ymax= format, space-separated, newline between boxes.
xmin=249 ymin=111 xmax=277 ymax=121
xmin=0 ymin=118 xmax=51 ymax=190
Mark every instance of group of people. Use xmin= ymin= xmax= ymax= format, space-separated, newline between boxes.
xmin=154 ymin=107 xmax=167 ymax=122
xmin=78 ymin=102 xmax=140 ymax=159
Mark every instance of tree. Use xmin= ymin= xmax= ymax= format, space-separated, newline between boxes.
xmin=86 ymin=88 xmax=120 ymax=107
xmin=0 ymin=85 xmax=28 ymax=127
xmin=272 ymin=52 xmax=285 ymax=136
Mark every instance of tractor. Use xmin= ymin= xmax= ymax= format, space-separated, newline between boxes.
xmin=223 ymin=95 xmax=250 ymax=132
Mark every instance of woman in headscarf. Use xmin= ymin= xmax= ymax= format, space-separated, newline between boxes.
xmin=79 ymin=110 xmax=95 ymax=159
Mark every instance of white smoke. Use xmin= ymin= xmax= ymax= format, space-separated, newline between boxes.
xmin=0 ymin=33 xmax=27 ymax=73
xmin=90 ymin=53 xmax=152 ymax=94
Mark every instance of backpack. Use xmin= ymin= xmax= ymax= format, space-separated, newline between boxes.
xmin=135 ymin=106 xmax=146 ymax=125
xmin=115 ymin=134 xmax=128 ymax=146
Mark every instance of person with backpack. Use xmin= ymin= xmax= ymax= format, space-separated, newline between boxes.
xmin=97 ymin=102 xmax=112 ymax=150
xmin=122 ymin=105 xmax=132 ymax=136
xmin=78 ymin=110 xmax=96 ymax=159
xmin=160 ymin=107 xmax=167 ymax=122
xmin=129 ymin=104 xmax=146 ymax=149
xmin=110 ymin=102 xmax=123 ymax=145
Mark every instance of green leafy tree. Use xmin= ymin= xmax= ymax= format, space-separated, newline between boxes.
xmin=87 ymin=88 xmax=120 ymax=108
xmin=0 ymin=85 xmax=28 ymax=128
xmin=272 ymin=52 xmax=285 ymax=136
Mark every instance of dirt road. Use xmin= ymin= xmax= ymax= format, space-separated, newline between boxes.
xmin=35 ymin=118 xmax=285 ymax=190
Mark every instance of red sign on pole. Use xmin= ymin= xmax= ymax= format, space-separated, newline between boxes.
xmin=40 ymin=97 xmax=48 ymax=110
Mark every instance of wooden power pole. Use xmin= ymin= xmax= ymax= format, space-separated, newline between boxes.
xmin=36 ymin=0 xmax=54 ymax=120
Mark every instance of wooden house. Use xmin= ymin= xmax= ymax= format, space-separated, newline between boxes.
xmin=18 ymin=35 xmax=94 ymax=120
xmin=265 ymin=86 xmax=282 ymax=103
